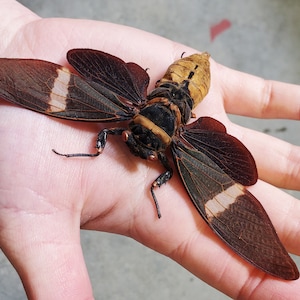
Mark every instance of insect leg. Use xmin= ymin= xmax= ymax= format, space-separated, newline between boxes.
xmin=151 ymin=153 xmax=173 ymax=218
xmin=95 ymin=128 xmax=125 ymax=153
xmin=52 ymin=128 xmax=126 ymax=157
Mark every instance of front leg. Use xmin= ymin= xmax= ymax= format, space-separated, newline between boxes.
xmin=53 ymin=127 xmax=126 ymax=157
xmin=96 ymin=128 xmax=126 ymax=153
xmin=150 ymin=153 xmax=173 ymax=218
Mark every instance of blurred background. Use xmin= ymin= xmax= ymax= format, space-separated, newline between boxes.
xmin=1 ymin=1 xmax=299 ymax=299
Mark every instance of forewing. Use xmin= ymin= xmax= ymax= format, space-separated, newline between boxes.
xmin=67 ymin=49 xmax=149 ymax=106
xmin=172 ymin=141 xmax=299 ymax=280
xmin=0 ymin=58 xmax=134 ymax=121
xmin=180 ymin=117 xmax=258 ymax=186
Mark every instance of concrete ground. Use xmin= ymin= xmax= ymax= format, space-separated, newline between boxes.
xmin=1 ymin=1 xmax=300 ymax=299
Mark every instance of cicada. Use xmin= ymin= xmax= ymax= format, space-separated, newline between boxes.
xmin=0 ymin=49 xmax=298 ymax=280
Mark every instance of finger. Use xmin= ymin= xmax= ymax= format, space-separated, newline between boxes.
xmin=215 ymin=61 xmax=300 ymax=120
xmin=19 ymin=242 xmax=93 ymax=300
xmin=227 ymin=122 xmax=300 ymax=190
xmin=0 ymin=214 xmax=93 ymax=300
xmin=247 ymin=181 xmax=300 ymax=255
xmin=176 ymin=217 xmax=300 ymax=299
xmin=184 ymin=181 xmax=300 ymax=297
xmin=0 ymin=193 xmax=92 ymax=299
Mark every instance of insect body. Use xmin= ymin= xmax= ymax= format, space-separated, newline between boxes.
xmin=0 ymin=49 xmax=298 ymax=280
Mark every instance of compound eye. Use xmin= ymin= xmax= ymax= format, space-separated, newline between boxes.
xmin=148 ymin=152 xmax=158 ymax=161
xmin=122 ymin=130 xmax=130 ymax=142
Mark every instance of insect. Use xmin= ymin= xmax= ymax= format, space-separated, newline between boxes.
xmin=0 ymin=49 xmax=298 ymax=280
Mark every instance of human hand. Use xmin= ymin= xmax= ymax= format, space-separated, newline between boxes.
xmin=0 ymin=1 xmax=300 ymax=299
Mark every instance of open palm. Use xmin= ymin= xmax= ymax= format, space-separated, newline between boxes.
xmin=0 ymin=2 xmax=300 ymax=299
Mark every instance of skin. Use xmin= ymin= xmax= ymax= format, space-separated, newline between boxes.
xmin=0 ymin=1 xmax=300 ymax=299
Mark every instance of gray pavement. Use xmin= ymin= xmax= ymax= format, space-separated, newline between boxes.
xmin=1 ymin=1 xmax=300 ymax=299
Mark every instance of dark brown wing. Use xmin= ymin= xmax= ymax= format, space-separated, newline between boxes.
xmin=180 ymin=117 xmax=258 ymax=186
xmin=0 ymin=58 xmax=135 ymax=121
xmin=67 ymin=49 xmax=149 ymax=106
xmin=171 ymin=140 xmax=299 ymax=280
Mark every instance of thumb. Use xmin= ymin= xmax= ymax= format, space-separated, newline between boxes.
xmin=1 ymin=208 xmax=93 ymax=299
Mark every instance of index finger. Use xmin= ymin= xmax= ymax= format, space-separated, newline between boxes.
xmin=217 ymin=62 xmax=300 ymax=120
